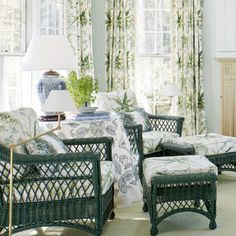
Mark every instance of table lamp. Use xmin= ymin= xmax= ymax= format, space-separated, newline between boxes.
xmin=22 ymin=34 xmax=78 ymax=121
xmin=8 ymin=90 xmax=76 ymax=236
xmin=162 ymin=83 xmax=182 ymax=104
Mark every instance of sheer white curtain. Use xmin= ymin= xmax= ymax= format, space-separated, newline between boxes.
xmin=0 ymin=56 xmax=9 ymax=111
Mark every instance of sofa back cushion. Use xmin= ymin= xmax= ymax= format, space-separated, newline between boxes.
xmin=93 ymin=89 xmax=138 ymax=112
xmin=11 ymin=107 xmax=38 ymax=137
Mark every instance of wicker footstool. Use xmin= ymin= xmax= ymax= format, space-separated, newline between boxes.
xmin=160 ymin=133 xmax=236 ymax=173
xmin=142 ymin=155 xmax=218 ymax=236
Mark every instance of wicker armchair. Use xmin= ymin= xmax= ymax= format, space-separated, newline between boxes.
xmin=0 ymin=137 xmax=114 ymax=236
xmin=0 ymin=108 xmax=115 ymax=236
xmin=93 ymin=90 xmax=184 ymax=157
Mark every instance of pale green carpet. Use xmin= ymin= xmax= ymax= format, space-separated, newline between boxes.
xmin=16 ymin=172 xmax=236 ymax=236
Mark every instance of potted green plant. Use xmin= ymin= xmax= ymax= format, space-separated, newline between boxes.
xmin=65 ymin=71 xmax=98 ymax=108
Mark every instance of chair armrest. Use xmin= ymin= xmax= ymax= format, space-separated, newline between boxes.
xmin=147 ymin=114 xmax=184 ymax=136
xmin=0 ymin=144 xmax=102 ymax=205
xmin=123 ymin=124 xmax=144 ymax=180
xmin=63 ymin=137 xmax=113 ymax=161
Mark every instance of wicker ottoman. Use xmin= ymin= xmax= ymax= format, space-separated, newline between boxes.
xmin=160 ymin=133 xmax=236 ymax=173
xmin=142 ymin=155 xmax=218 ymax=236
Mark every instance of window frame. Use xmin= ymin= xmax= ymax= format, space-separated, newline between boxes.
xmin=0 ymin=0 xmax=41 ymax=111
xmin=0 ymin=0 xmax=27 ymax=55
xmin=137 ymin=0 xmax=171 ymax=57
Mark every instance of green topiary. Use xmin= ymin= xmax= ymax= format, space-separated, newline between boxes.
xmin=65 ymin=71 xmax=98 ymax=108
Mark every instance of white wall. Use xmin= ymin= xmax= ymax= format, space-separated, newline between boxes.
xmin=203 ymin=0 xmax=221 ymax=133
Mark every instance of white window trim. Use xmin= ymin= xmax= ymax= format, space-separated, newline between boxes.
xmin=137 ymin=0 xmax=171 ymax=57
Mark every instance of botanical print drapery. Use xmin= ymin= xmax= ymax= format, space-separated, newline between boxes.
xmin=105 ymin=0 xmax=136 ymax=91
xmin=65 ymin=0 xmax=94 ymax=75
xmin=172 ymin=0 xmax=206 ymax=135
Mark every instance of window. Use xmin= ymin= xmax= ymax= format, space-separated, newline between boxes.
xmin=0 ymin=0 xmax=26 ymax=54
xmin=0 ymin=0 xmax=29 ymax=111
xmin=40 ymin=0 xmax=65 ymax=35
xmin=135 ymin=0 xmax=173 ymax=114
xmin=0 ymin=0 xmax=66 ymax=111
xmin=138 ymin=0 xmax=171 ymax=55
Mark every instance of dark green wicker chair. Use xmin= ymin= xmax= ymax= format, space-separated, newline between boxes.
xmin=124 ymin=124 xmax=144 ymax=180
xmin=93 ymin=90 xmax=184 ymax=158
xmin=144 ymin=114 xmax=184 ymax=157
xmin=0 ymin=137 xmax=114 ymax=236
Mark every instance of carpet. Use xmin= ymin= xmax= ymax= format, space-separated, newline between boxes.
xmin=15 ymin=172 xmax=236 ymax=236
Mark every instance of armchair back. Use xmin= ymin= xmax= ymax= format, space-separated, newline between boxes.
xmin=93 ymin=89 xmax=138 ymax=112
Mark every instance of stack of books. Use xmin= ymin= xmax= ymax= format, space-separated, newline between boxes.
xmin=72 ymin=111 xmax=110 ymax=121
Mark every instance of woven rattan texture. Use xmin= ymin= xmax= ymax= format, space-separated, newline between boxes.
xmin=0 ymin=137 xmax=114 ymax=236
xmin=143 ymin=173 xmax=217 ymax=235
xmin=148 ymin=114 xmax=184 ymax=137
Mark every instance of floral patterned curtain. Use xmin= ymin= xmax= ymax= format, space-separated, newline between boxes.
xmin=65 ymin=0 xmax=94 ymax=75
xmin=105 ymin=0 xmax=136 ymax=91
xmin=172 ymin=0 xmax=206 ymax=135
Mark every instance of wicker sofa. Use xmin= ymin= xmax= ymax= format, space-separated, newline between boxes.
xmin=0 ymin=108 xmax=115 ymax=236
xmin=93 ymin=89 xmax=184 ymax=157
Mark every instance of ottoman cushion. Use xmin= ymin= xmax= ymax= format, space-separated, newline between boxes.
xmin=143 ymin=155 xmax=218 ymax=187
xmin=162 ymin=133 xmax=236 ymax=155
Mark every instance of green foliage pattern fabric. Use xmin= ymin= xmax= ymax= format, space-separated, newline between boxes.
xmin=143 ymin=155 xmax=217 ymax=187
xmin=162 ymin=133 xmax=236 ymax=155
xmin=65 ymin=0 xmax=94 ymax=75
xmin=172 ymin=0 xmax=206 ymax=135
xmin=105 ymin=0 xmax=136 ymax=91
xmin=118 ymin=110 xmax=152 ymax=132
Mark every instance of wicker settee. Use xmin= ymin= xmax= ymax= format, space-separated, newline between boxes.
xmin=0 ymin=108 xmax=114 ymax=236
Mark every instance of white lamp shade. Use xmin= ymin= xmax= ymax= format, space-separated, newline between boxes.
xmin=162 ymin=83 xmax=182 ymax=97
xmin=22 ymin=35 xmax=78 ymax=71
xmin=42 ymin=90 xmax=76 ymax=112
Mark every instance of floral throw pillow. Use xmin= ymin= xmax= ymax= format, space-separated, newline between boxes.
xmin=26 ymin=133 xmax=68 ymax=155
xmin=25 ymin=133 xmax=69 ymax=176
xmin=118 ymin=110 xmax=152 ymax=132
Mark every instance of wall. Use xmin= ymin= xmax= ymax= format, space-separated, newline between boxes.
xmin=91 ymin=0 xmax=106 ymax=91
xmin=203 ymin=0 xmax=221 ymax=133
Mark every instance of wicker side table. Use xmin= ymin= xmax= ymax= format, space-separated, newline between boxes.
xmin=142 ymin=156 xmax=217 ymax=236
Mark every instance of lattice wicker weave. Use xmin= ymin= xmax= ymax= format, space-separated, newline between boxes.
xmin=0 ymin=137 xmax=114 ymax=236
xmin=143 ymin=173 xmax=217 ymax=236
xmin=160 ymin=142 xmax=236 ymax=173
xmin=124 ymin=124 xmax=144 ymax=180
xmin=147 ymin=114 xmax=184 ymax=137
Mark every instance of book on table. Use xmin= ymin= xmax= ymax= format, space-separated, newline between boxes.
xmin=72 ymin=111 xmax=110 ymax=121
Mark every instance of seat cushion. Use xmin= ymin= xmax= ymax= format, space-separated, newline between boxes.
xmin=10 ymin=161 xmax=113 ymax=203
xmin=162 ymin=133 xmax=236 ymax=155
xmin=143 ymin=155 xmax=218 ymax=187
xmin=143 ymin=131 xmax=179 ymax=155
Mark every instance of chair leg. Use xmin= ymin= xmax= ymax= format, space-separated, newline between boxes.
xmin=209 ymin=220 xmax=217 ymax=230
xmin=150 ymin=224 xmax=158 ymax=236
xmin=109 ymin=211 xmax=115 ymax=220
xmin=143 ymin=202 xmax=148 ymax=212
